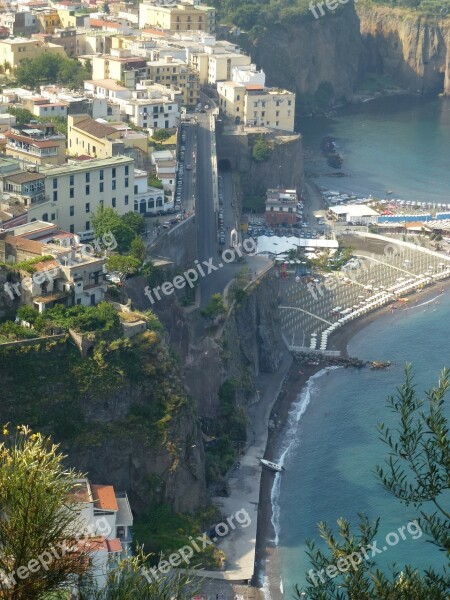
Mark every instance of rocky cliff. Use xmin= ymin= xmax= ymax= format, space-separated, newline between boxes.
xmin=0 ymin=329 xmax=205 ymax=515
xmin=240 ymin=4 xmax=450 ymax=103
xmin=247 ymin=5 xmax=365 ymax=102
xmin=358 ymin=6 xmax=450 ymax=95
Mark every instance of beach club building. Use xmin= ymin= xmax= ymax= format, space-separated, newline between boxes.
xmin=328 ymin=204 xmax=379 ymax=224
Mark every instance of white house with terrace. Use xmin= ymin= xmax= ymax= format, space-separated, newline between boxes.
xmin=69 ymin=478 xmax=133 ymax=591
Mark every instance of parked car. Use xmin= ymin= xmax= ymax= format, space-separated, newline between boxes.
xmin=186 ymin=164 xmax=192 ymax=170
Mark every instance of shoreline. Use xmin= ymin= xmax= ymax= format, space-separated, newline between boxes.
xmin=253 ymin=279 xmax=450 ymax=599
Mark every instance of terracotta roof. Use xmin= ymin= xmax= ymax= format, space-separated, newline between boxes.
xmin=91 ymin=484 xmax=119 ymax=511
xmin=90 ymin=18 xmax=121 ymax=28
xmin=5 ymin=172 xmax=45 ymax=184
xmin=245 ymin=84 xmax=264 ymax=90
xmin=74 ymin=118 xmax=118 ymax=138
xmin=4 ymin=235 xmax=43 ymax=254
xmin=106 ymin=539 xmax=122 ymax=553
xmin=33 ymin=259 xmax=60 ymax=272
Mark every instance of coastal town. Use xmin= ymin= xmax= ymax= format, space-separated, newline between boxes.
xmin=0 ymin=0 xmax=449 ymax=599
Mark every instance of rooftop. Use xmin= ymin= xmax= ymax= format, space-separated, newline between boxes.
xmin=72 ymin=117 xmax=118 ymax=138
xmin=5 ymin=172 xmax=45 ymax=184
xmin=91 ymin=484 xmax=119 ymax=511
xmin=41 ymin=155 xmax=133 ymax=176
xmin=85 ymin=78 xmax=129 ymax=92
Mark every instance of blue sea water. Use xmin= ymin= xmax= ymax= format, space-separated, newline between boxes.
xmin=300 ymin=96 xmax=450 ymax=203
xmin=271 ymin=95 xmax=450 ymax=597
xmin=275 ymin=291 xmax=450 ymax=594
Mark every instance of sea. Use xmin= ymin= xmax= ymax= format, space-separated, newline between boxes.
xmin=300 ymin=95 xmax=450 ymax=203
xmin=270 ymin=95 xmax=450 ymax=597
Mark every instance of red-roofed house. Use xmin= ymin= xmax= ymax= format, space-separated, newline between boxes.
xmin=69 ymin=478 xmax=133 ymax=589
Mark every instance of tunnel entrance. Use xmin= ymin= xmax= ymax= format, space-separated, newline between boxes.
xmin=218 ymin=159 xmax=232 ymax=172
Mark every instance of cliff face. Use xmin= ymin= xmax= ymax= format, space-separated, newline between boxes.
xmin=217 ymin=130 xmax=304 ymax=201
xmin=0 ymin=332 xmax=206 ymax=515
xmin=358 ymin=6 xmax=450 ymax=95
xmin=242 ymin=5 xmax=450 ymax=103
xmin=249 ymin=6 xmax=365 ymax=101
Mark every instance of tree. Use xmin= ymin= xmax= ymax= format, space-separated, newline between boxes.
xmin=106 ymin=254 xmax=141 ymax=275
xmin=252 ymin=136 xmax=272 ymax=162
xmin=201 ymin=293 xmax=226 ymax=322
xmin=130 ymin=237 xmax=147 ymax=263
xmin=7 ymin=107 xmax=33 ymax=126
xmin=0 ymin=425 xmax=91 ymax=599
xmin=297 ymin=366 xmax=450 ymax=599
xmin=92 ymin=207 xmax=135 ymax=253
xmin=152 ymin=129 xmax=171 ymax=142
xmin=121 ymin=212 xmax=146 ymax=236
xmin=90 ymin=551 xmax=201 ymax=599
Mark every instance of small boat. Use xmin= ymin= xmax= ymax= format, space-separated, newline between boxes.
xmin=260 ymin=458 xmax=284 ymax=472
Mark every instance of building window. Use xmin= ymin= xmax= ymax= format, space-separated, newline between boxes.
xmin=100 ymin=169 xmax=104 ymax=180
xmin=86 ymin=185 xmax=90 ymax=195
xmin=53 ymin=191 xmax=57 ymax=202
xmin=112 ymin=180 xmax=116 ymax=190
xmin=86 ymin=202 xmax=90 ymax=213
xmin=70 ymin=188 xmax=74 ymax=198
xmin=70 ymin=206 xmax=74 ymax=216
xmin=70 ymin=175 xmax=74 ymax=186
xmin=100 ymin=182 xmax=104 ymax=193
xmin=134 ymin=185 xmax=138 ymax=194
xmin=125 ymin=194 xmax=129 ymax=205
xmin=51 ymin=213 xmax=55 ymax=220
xmin=288 ymin=100 xmax=292 ymax=106
xmin=70 ymin=224 xmax=74 ymax=233
xmin=85 ymin=172 xmax=90 ymax=183
xmin=112 ymin=168 xmax=116 ymax=178
xmin=112 ymin=197 xmax=116 ymax=208
xmin=53 ymin=178 xmax=57 ymax=189
xmin=86 ymin=221 xmax=90 ymax=230
xmin=125 ymin=177 xmax=129 ymax=188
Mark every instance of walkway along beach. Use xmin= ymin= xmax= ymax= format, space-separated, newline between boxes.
xmin=197 ymin=233 xmax=450 ymax=599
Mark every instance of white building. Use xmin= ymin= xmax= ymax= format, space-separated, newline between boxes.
xmin=134 ymin=167 xmax=171 ymax=215
xmin=71 ymin=478 xmax=133 ymax=590
xmin=328 ymin=204 xmax=379 ymax=224
xmin=30 ymin=156 xmax=135 ymax=235
xmin=232 ymin=64 xmax=265 ymax=86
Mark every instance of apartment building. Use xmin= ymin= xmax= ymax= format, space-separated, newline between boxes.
xmin=5 ymin=123 xmax=66 ymax=166
xmin=123 ymin=87 xmax=181 ymax=130
xmin=92 ymin=51 xmax=149 ymax=89
xmin=0 ymin=37 xmax=67 ymax=70
xmin=139 ymin=1 xmax=215 ymax=34
xmin=217 ymin=82 xmax=296 ymax=132
xmin=31 ymin=156 xmax=135 ymax=234
xmin=0 ymin=11 xmax=38 ymax=36
xmin=22 ymin=96 xmax=69 ymax=119
xmin=147 ymin=55 xmax=199 ymax=107
xmin=265 ymin=189 xmax=298 ymax=226
xmin=0 ymin=228 xmax=108 ymax=309
xmin=34 ymin=9 xmax=62 ymax=34
xmin=67 ymin=115 xmax=148 ymax=159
